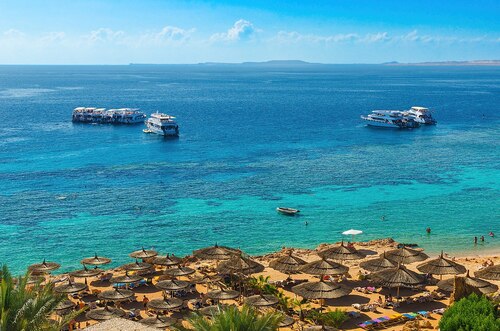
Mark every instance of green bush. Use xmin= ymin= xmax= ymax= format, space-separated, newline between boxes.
xmin=439 ymin=293 xmax=500 ymax=331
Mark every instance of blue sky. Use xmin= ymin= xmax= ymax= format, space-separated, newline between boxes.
xmin=0 ymin=0 xmax=498 ymax=64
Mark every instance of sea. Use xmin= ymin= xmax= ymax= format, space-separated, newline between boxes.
xmin=0 ymin=64 xmax=499 ymax=275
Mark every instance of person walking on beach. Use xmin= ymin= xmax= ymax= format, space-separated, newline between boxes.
xmin=142 ymin=295 xmax=149 ymax=308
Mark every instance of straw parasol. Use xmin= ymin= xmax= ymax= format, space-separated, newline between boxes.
xmin=122 ymin=260 xmax=152 ymax=272
xmin=244 ymin=294 xmax=279 ymax=307
xmin=193 ymin=244 xmax=239 ymax=261
xmin=139 ymin=315 xmax=176 ymax=328
xmin=86 ymin=307 xmax=125 ymax=321
xmin=359 ymin=252 xmax=398 ymax=272
xmin=54 ymin=299 xmax=75 ymax=311
xmin=384 ymin=246 xmax=429 ymax=264
xmin=269 ymin=252 xmax=306 ymax=275
xmin=217 ymin=255 xmax=264 ymax=275
xmin=70 ymin=265 xmax=103 ymax=278
xmin=109 ymin=272 xmax=143 ymax=284
xmin=98 ymin=288 xmax=134 ymax=301
xmin=54 ymin=280 xmax=87 ymax=294
xmin=81 ymin=253 xmax=111 ymax=266
xmin=163 ymin=266 xmax=195 ymax=277
xmin=300 ymin=258 xmax=349 ymax=276
xmin=155 ymin=279 xmax=190 ymax=291
xmin=129 ymin=247 xmax=158 ymax=259
xmin=26 ymin=275 xmax=46 ymax=285
xmin=291 ymin=281 xmax=351 ymax=300
xmin=28 ymin=259 xmax=60 ymax=273
xmin=153 ymin=254 xmax=182 ymax=267
xmin=437 ymin=271 xmax=498 ymax=294
xmin=278 ymin=315 xmax=295 ymax=328
xmin=318 ymin=241 xmax=366 ymax=261
xmin=416 ymin=251 xmax=466 ymax=278
xmin=206 ymin=289 xmax=240 ymax=301
xmin=369 ymin=263 xmax=426 ymax=296
xmin=475 ymin=264 xmax=500 ymax=281
xmin=147 ymin=297 xmax=184 ymax=311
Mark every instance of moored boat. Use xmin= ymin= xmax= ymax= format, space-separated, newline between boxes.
xmin=361 ymin=110 xmax=420 ymax=129
xmin=277 ymin=207 xmax=300 ymax=215
xmin=145 ymin=112 xmax=179 ymax=136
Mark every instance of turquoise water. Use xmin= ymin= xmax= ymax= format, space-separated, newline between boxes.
xmin=0 ymin=65 xmax=499 ymax=274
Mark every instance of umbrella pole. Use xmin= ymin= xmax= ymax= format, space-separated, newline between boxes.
xmin=397 ymin=286 xmax=400 ymax=298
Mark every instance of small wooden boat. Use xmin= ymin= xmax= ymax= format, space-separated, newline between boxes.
xmin=276 ymin=207 xmax=300 ymax=216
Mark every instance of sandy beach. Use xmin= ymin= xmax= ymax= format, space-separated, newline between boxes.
xmin=38 ymin=238 xmax=499 ymax=331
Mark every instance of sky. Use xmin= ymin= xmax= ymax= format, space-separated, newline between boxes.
xmin=0 ymin=0 xmax=499 ymax=64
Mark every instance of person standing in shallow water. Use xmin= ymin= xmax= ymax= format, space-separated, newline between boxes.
xmin=426 ymin=227 xmax=431 ymax=234
xmin=474 ymin=236 xmax=478 ymax=245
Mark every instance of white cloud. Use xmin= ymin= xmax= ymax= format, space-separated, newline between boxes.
xmin=139 ymin=26 xmax=195 ymax=46
xmin=39 ymin=32 xmax=66 ymax=44
xmin=275 ymin=31 xmax=358 ymax=43
xmin=361 ymin=32 xmax=390 ymax=43
xmin=211 ymin=19 xmax=256 ymax=42
xmin=85 ymin=28 xmax=125 ymax=44
xmin=3 ymin=29 xmax=25 ymax=39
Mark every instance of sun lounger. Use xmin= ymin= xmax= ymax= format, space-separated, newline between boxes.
xmin=417 ymin=311 xmax=430 ymax=317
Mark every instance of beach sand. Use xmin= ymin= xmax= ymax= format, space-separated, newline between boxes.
xmin=47 ymin=238 xmax=499 ymax=331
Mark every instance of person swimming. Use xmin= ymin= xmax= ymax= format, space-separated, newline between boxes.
xmin=489 ymin=232 xmax=495 ymax=237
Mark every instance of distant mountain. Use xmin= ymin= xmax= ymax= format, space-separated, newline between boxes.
xmin=384 ymin=60 xmax=500 ymax=66
xmin=197 ymin=60 xmax=319 ymax=66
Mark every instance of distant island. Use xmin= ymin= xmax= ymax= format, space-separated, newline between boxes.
xmin=130 ymin=59 xmax=500 ymax=66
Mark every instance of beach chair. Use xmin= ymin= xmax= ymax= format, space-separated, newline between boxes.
xmin=417 ymin=310 xmax=430 ymax=318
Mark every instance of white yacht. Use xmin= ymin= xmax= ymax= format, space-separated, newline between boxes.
xmin=145 ymin=112 xmax=179 ymax=136
xmin=361 ymin=110 xmax=420 ymax=128
xmin=404 ymin=106 xmax=437 ymax=124
xmin=72 ymin=107 xmax=146 ymax=124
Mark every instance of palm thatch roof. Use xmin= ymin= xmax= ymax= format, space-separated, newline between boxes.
xmin=369 ymin=264 xmax=425 ymax=289
xmin=437 ymin=271 xmax=498 ymax=294
xmin=129 ymin=247 xmax=158 ymax=259
xmin=217 ymin=255 xmax=264 ymax=275
xmin=384 ymin=246 xmax=429 ymax=264
xmin=300 ymin=258 xmax=349 ymax=276
xmin=244 ymin=294 xmax=279 ymax=307
xmin=291 ymin=281 xmax=351 ymax=299
xmin=359 ymin=252 xmax=397 ymax=272
xmin=269 ymin=252 xmax=306 ymax=274
xmin=193 ymin=244 xmax=240 ymax=261
xmin=474 ymin=264 xmax=500 ymax=281
xmin=416 ymin=251 xmax=466 ymax=275
xmin=318 ymin=241 xmax=366 ymax=261
xmin=81 ymin=254 xmax=112 ymax=266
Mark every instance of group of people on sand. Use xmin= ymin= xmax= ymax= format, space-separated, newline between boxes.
xmin=474 ymin=232 xmax=495 ymax=244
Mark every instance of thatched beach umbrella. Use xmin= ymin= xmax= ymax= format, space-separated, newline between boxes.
xmin=81 ymin=253 xmax=111 ymax=266
xmin=200 ymin=304 xmax=229 ymax=316
xmin=26 ymin=275 xmax=46 ymax=285
xmin=98 ymin=288 xmax=134 ymax=301
xmin=86 ymin=306 xmax=125 ymax=321
xmin=147 ymin=297 xmax=183 ymax=311
xmin=163 ymin=266 xmax=195 ymax=277
xmin=437 ymin=271 xmax=498 ymax=294
xmin=359 ymin=252 xmax=397 ymax=272
xmin=139 ymin=315 xmax=176 ymax=328
xmin=153 ymin=254 xmax=182 ymax=267
xmin=384 ymin=246 xmax=429 ymax=264
xmin=278 ymin=315 xmax=295 ymax=328
xmin=193 ymin=244 xmax=239 ymax=261
xmin=122 ymin=260 xmax=152 ymax=272
xmin=28 ymin=259 xmax=60 ymax=274
xmin=109 ymin=272 xmax=143 ymax=284
xmin=475 ymin=265 xmax=500 ymax=281
xmin=129 ymin=247 xmax=158 ymax=259
xmin=369 ymin=264 xmax=426 ymax=297
xmin=291 ymin=281 xmax=351 ymax=300
xmin=245 ymin=294 xmax=279 ymax=307
xmin=155 ymin=279 xmax=190 ymax=292
xmin=217 ymin=255 xmax=265 ymax=275
xmin=54 ymin=280 xmax=87 ymax=294
xmin=206 ymin=289 xmax=240 ymax=301
xmin=269 ymin=252 xmax=306 ymax=275
xmin=318 ymin=241 xmax=366 ymax=261
xmin=54 ymin=300 xmax=75 ymax=311
xmin=416 ymin=251 xmax=466 ymax=278
xmin=70 ymin=265 xmax=103 ymax=278
xmin=300 ymin=258 xmax=349 ymax=276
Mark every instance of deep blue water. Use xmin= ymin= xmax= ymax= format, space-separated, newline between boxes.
xmin=0 ymin=64 xmax=499 ymax=274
